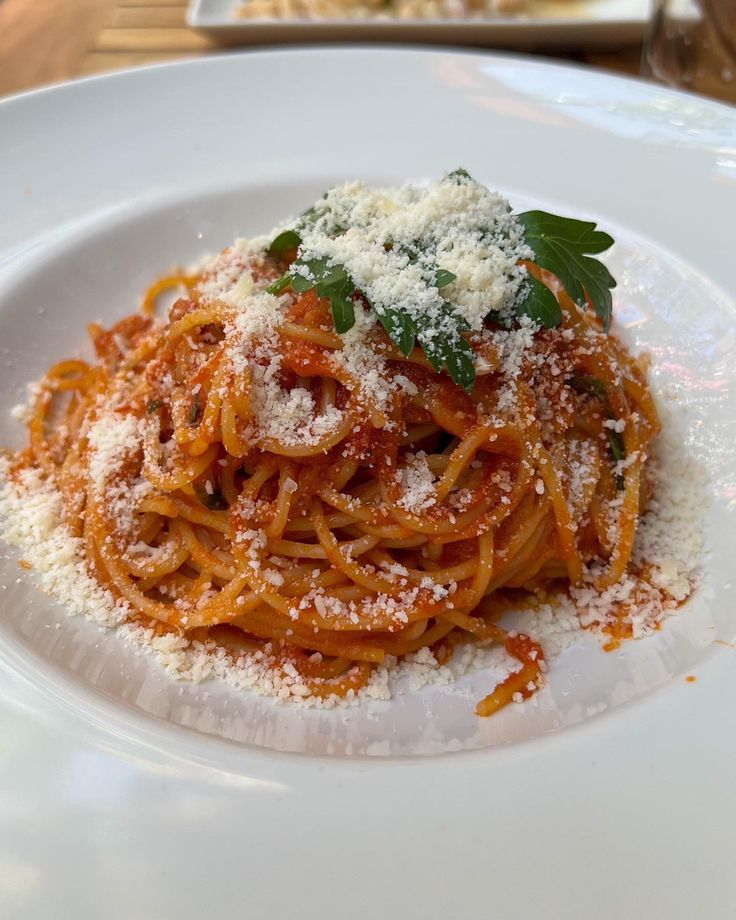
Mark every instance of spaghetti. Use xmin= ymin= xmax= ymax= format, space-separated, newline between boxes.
xmin=7 ymin=176 xmax=662 ymax=715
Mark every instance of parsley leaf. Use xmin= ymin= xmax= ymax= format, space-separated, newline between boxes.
xmin=291 ymin=258 xmax=356 ymax=334
xmin=261 ymin=176 xmax=618 ymax=394
xmin=414 ymin=302 xmax=475 ymax=392
xmin=444 ymin=345 xmax=476 ymax=392
xmin=267 ymin=272 xmax=292 ymax=295
xmin=446 ymin=168 xmax=472 ymax=185
xmin=517 ymin=274 xmax=562 ymax=328
xmin=277 ymin=253 xmax=474 ymax=388
xmin=433 ymin=269 xmax=457 ymax=289
xmin=517 ymin=211 xmax=616 ymax=330
xmin=374 ymin=306 xmax=416 ymax=357
xmin=326 ymin=276 xmax=357 ymax=334
xmin=268 ymin=229 xmax=301 ymax=254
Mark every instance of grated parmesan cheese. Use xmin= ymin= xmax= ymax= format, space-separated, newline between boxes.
xmin=0 ymin=463 xmax=129 ymax=629
xmin=396 ymin=451 xmax=437 ymax=514
xmin=292 ymin=173 xmax=531 ymax=332
xmin=87 ymin=412 xmax=143 ymax=494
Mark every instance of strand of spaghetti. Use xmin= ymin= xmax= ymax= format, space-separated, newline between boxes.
xmin=269 ymin=649 xmax=353 ymax=681
xmin=435 ymin=425 xmax=511 ymax=501
xmin=121 ymin=329 xmax=165 ymax=372
xmin=311 ymin=499 xmax=423 ymax=595
xmin=298 ymin=662 xmax=373 ymax=699
xmin=258 ymin=413 xmax=354 ymax=457
xmin=265 ymin=462 xmax=299 ymax=539
xmin=475 ymin=634 xmax=545 ymax=717
xmin=501 ymin=526 xmax=556 ymax=589
xmin=452 ymin=531 xmax=495 ymax=609
xmin=143 ymin=429 xmax=219 ymax=492
xmin=318 ymin=486 xmax=409 ymax=532
xmin=379 ymin=619 xmax=457 ymax=656
xmin=171 ymin=518 xmax=237 ymax=579
xmin=622 ymin=375 xmax=660 ymax=432
xmin=440 ymin=609 xmax=505 ymax=642
xmin=167 ymin=306 xmax=233 ymax=342
xmin=280 ymin=570 xmax=350 ymax=596
xmin=378 ymin=477 xmax=497 ymax=535
xmin=220 ymin=367 xmax=253 ymax=457
xmin=139 ymin=494 xmax=231 ymax=534
xmin=142 ymin=274 xmax=198 ymax=316
xmin=363 ymin=549 xmax=479 ymax=587
xmin=594 ymin=434 xmax=643 ymax=589
xmin=535 ymin=445 xmax=584 ymax=584
xmin=230 ymin=612 xmax=387 ymax=662
xmin=283 ymin=511 xmax=356 ymax=534
xmin=280 ymin=323 xmax=341 ymax=348
xmin=86 ymin=499 xmax=187 ymax=625
xmin=119 ymin=535 xmax=191 ymax=579
xmin=267 ymin=533 xmax=380 ymax=560
xmin=174 ymin=348 xmax=229 ymax=451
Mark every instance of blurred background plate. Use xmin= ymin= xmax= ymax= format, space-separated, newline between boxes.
xmin=188 ymin=0 xmax=651 ymax=46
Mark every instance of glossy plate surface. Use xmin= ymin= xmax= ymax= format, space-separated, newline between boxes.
xmin=0 ymin=49 xmax=734 ymax=919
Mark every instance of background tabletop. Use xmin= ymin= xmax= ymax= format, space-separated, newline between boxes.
xmin=0 ymin=0 xmax=643 ymax=98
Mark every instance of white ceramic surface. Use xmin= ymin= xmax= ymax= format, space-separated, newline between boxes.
xmin=187 ymin=0 xmax=650 ymax=47
xmin=0 ymin=49 xmax=735 ymax=919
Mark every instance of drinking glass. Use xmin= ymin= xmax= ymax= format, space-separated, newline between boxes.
xmin=643 ymin=0 xmax=736 ymax=102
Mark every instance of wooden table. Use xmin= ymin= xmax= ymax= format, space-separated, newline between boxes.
xmin=0 ymin=0 xmax=642 ymax=98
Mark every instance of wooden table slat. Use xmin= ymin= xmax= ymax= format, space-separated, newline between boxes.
xmin=581 ymin=49 xmax=642 ymax=74
xmin=0 ymin=0 xmax=643 ymax=97
xmin=116 ymin=0 xmax=188 ymax=7
xmin=95 ymin=27 xmax=214 ymax=52
xmin=111 ymin=7 xmax=188 ymax=27
xmin=0 ymin=0 xmax=118 ymax=96
xmin=80 ymin=50 xmax=202 ymax=75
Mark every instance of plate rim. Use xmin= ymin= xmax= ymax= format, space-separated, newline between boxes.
xmin=1 ymin=49 xmax=735 ymax=920
xmin=3 ymin=44 xmax=735 ymax=117
xmin=1 ymin=46 xmax=735 ymax=770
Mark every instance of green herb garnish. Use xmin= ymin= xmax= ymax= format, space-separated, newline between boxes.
xmin=267 ymin=272 xmax=292 ymax=295
xmin=189 ymin=393 xmax=202 ymax=425
xmin=267 ymin=246 xmax=473 ymax=387
xmin=290 ymin=258 xmax=356 ymax=334
xmin=568 ymin=374 xmax=607 ymax=399
xmin=375 ymin=305 xmax=415 ymax=357
xmin=446 ymin=167 xmax=472 ymax=184
xmin=263 ymin=171 xmax=618 ymax=393
xmin=517 ymin=274 xmax=562 ymax=328
xmin=268 ymin=229 xmax=301 ymax=254
xmin=516 ymin=210 xmax=616 ymax=331
xmin=606 ymin=428 xmax=626 ymax=491
xmin=194 ymin=485 xmax=228 ymax=511
xmin=412 ymin=303 xmax=475 ymax=390
xmin=568 ymin=376 xmax=625 ymax=485
xmin=147 ymin=398 xmax=162 ymax=414
xmin=433 ymin=269 xmax=457 ymax=289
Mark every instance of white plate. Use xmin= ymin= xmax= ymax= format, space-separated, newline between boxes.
xmin=1 ymin=49 xmax=735 ymax=919
xmin=188 ymin=0 xmax=650 ymax=46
